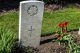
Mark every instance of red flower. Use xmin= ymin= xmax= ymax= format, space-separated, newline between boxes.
xmin=64 ymin=22 xmax=69 ymax=27
xmin=58 ymin=23 xmax=64 ymax=27
xmin=57 ymin=35 xmax=62 ymax=39
xmin=62 ymin=29 xmax=67 ymax=33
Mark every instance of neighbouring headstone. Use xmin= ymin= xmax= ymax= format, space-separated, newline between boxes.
xmin=19 ymin=0 xmax=44 ymax=47
xmin=78 ymin=28 xmax=80 ymax=35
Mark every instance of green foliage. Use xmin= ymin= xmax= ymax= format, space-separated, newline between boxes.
xmin=61 ymin=34 xmax=80 ymax=53
xmin=0 ymin=11 xmax=18 ymax=53
xmin=0 ymin=27 xmax=17 ymax=53
xmin=52 ymin=21 xmax=80 ymax=53
xmin=0 ymin=11 xmax=19 ymax=33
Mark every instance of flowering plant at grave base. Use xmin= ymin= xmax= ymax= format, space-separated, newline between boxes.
xmin=52 ymin=21 xmax=80 ymax=53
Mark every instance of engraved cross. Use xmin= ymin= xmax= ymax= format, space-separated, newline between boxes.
xmin=28 ymin=26 xmax=35 ymax=37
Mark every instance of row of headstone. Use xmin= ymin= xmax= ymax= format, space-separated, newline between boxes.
xmin=19 ymin=0 xmax=44 ymax=47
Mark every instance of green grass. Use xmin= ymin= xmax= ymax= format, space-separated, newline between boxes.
xmin=0 ymin=7 xmax=80 ymax=53
xmin=0 ymin=10 xmax=18 ymax=53
xmin=0 ymin=27 xmax=17 ymax=53
xmin=42 ymin=7 xmax=80 ymax=35
xmin=0 ymin=11 xmax=19 ymax=33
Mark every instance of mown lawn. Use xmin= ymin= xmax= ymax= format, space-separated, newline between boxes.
xmin=42 ymin=7 xmax=80 ymax=35
xmin=0 ymin=7 xmax=80 ymax=53
xmin=0 ymin=10 xmax=19 ymax=33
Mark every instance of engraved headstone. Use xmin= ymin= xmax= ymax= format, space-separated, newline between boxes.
xmin=19 ymin=1 xmax=44 ymax=47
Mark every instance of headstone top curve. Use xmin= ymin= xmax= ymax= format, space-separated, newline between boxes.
xmin=20 ymin=1 xmax=44 ymax=4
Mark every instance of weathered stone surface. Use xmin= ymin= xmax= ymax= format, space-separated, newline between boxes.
xmin=19 ymin=1 xmax=44 ymax=47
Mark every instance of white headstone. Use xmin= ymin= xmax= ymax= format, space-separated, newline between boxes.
xmin=78 ymin=28 xmax=80 ymax=35
xmin=19 ymin=1 xmax=44 ymax=47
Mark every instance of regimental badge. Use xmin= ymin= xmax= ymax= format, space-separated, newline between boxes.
xmin=27 ymin=5 xmax=38 ymax=16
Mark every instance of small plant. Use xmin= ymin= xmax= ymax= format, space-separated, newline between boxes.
xmin=0 ymin=27 xmax=17 ymax=53
xmin=52 ymin=22 xmax=80 ymax=53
